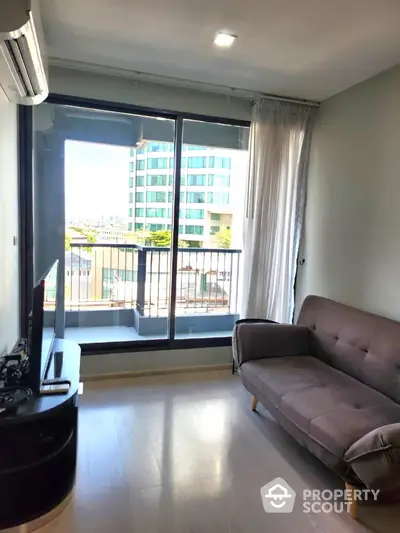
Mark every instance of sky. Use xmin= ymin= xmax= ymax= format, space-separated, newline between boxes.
xmin=65 ymin=140 xmax=129 ymax=221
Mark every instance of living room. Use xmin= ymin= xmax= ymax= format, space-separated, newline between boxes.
xmin=1 ymin=0 xmax=400 ymax=532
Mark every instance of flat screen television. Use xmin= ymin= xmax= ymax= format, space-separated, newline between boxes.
xmin=28 ymin=260 xmax=59 ymax=393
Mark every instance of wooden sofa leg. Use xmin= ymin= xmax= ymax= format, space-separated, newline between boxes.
xmin=345 ymin=483 xmax=358 ymax=519
xmin=251 ymin=395 xmax=258 ymax=411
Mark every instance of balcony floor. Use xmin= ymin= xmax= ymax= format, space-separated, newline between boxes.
xmin=64 ymin=325 xmax=233 ymax=344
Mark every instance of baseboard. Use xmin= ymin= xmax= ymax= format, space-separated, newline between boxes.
xmin=81 ymin=363 xmax=232 ymax=382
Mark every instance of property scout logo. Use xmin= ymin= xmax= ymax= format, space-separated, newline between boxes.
xmin=260 ymin=478 xmax=380 ymax=514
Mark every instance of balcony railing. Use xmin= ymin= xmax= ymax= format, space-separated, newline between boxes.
xmin=66 ymin=243 xmax=241 ymax=318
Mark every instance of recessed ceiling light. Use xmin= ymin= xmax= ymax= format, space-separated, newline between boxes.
xmin=214 ymin=32 xmax=237 ymax=48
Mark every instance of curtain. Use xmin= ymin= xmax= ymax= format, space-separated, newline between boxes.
xmin=240 ymin=99 xmax=316 ymax=323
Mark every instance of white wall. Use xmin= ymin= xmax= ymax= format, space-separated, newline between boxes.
xmin=49 ymin=65 xmax=252 ymax=121
xmin=0 ymin=93 xmax=19 ymax=355
xmin=296 ymin=65 xmax=400 ymax=320
xmin=80 ymin=346 xmax=232 ymax=379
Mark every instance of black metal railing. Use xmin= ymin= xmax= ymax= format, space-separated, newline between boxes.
xmin=66 ymin=243 xmax=241 ymax=317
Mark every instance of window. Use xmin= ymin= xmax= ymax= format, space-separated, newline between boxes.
xmin=45 ymin=103 xmax=249 ymax=346
xmin=185 ymin=209 xmax=204 ymax=219
xmin=208 ymin=174 xmax=230 ymax=187
xmin=209 ymin=156 xmax=231 ymax=169
xmin=188 ymin=156 xmax=206 ymax=168
xmin=147 ymin=157 xmax=168 ymax=170
xmin=210 ymin=213 xmax=221 ymax=221
xmin=185 ymin=225 xmax=204 ymax=235
xmin=187 ymin=174 xmax=206 ymax=186
xmin=146 ymin=191 xmax=166 ymax=202
xmin=187 ymin=192 xmax=205 ymax=203
xmin=168 ymin=192 xmax=185 ymax=203
xmin=168 ymin=208 xmax=184 ymax=218
xmin=208 ymin=192 xmax=229 ymax=204
xmin=169 ymin=157 xmax=186 ymax=169
xmin=169 ymin=175 xmax=185 ymax=186
xmin=146 ymin=208 xmax=166 ymax=218
xmin=147 ymin=175 xmax=167 ymax=186
xmin=147 ymin=224 xmax=165 ymax=231
xmin=147 ymin=142 xmax=169 ymax=152
xmin=167 ymin=224 xmax=184 ymax=234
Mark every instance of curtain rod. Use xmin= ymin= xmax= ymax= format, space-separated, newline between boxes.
xmin=254 ymin=93 xmax=320 ymax=107
xmin=49 ymin=58 xmax=320 ymax=108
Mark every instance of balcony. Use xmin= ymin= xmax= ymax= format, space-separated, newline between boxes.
xmin=64 ymin=243 xmax=241 ymax=344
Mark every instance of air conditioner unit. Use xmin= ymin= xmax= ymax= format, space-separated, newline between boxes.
xmin=0 ymin=0 xmax=48 ymax=105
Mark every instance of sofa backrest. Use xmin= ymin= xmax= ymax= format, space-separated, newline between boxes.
xmin=297 ymin=295 xmax=400 ymax=403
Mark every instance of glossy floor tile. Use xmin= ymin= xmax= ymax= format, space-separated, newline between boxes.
xmin=40 ymin=370 xmax=400 ymax=533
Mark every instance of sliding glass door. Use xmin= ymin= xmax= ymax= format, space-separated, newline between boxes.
xmin=174 ymin=119 xmax=248 ymax=338
xmin=32 ymin=99 xmax=249 ymax=347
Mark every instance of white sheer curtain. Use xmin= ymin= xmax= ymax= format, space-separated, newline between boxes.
xmin=240 ymin=99 xmax=316 ymax=323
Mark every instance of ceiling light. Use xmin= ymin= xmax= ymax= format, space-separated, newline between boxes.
xmin=214 ymin=32 xmax=237 ymax=48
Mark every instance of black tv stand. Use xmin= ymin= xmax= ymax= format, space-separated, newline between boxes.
xmin=0 ymin=339 xmax=81 ymax=530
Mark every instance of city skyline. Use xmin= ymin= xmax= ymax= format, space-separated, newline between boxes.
xmin=65 ymin=138 xmax=248 ymax=249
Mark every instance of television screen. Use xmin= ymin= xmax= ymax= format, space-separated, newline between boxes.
xmin=42 ymin=261 xmax=58 ymax=362
xmin=29 ymin=259 xmax=59 ymax=393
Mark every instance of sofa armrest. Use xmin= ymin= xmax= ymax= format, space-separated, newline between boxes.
xmin=345 ymin=424 xmax=400 ymax=491
xmin=232 ymin=323 xmax=310 ymax=367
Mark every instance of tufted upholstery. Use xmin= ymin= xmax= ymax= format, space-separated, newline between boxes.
xmin=297 ymin=295 xmax=400 ymax=403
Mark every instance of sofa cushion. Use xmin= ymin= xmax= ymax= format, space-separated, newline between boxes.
xmin=241 ymin=356 xmax=400 ymax=458
xmin=297 ymin=295 xmax=400 ymax=403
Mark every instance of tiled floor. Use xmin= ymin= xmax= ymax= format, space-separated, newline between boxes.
xmin=65 ymin=326 xmax=233 ymax=344
xmin=40 ymin=371 xmax=400 ymax=533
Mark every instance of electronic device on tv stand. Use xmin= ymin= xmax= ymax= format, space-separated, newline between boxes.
xmin=28 ymin=259 xmax=59 ymax=394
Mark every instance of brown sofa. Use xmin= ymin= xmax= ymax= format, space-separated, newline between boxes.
xmin=233 ymin=295 xmax=400 ymax=514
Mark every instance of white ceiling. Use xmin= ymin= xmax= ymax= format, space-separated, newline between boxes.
xmin=40 ymin=0 xmax=400 ymax=101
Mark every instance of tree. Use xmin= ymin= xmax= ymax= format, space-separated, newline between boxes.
xmin=65 ymin=233 xmax=71 ymax=251
xmin=86 ymin=232 xmax=97 ymax=244
xmin=149 ymin=230 xmax=170 ymax=247
xmin=148 ymin=230 xmax=189 ymax=248
xmin=128 ymin=229 xmax=151 ymax=245
xmin=79 ymin=230 xmax=98 ymax=252
xmin=214 ymin=226 xmax=232 ymax=249
xmin=184 ymin=240 xmax=202 ymax=248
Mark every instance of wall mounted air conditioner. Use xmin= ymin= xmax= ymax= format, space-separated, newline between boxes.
xmin=0 ymin=0 xmax=48 ymax=105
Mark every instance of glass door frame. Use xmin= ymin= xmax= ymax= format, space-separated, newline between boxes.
xmin=21 ymin=93 xmax=250 ymax=354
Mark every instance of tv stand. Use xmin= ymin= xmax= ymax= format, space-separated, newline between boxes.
xmin=0 ymin=339 xmax=81 ymax=530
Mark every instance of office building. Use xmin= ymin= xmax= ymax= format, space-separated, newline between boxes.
xmin=127 ymin=141 xmax=245 ymax=247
